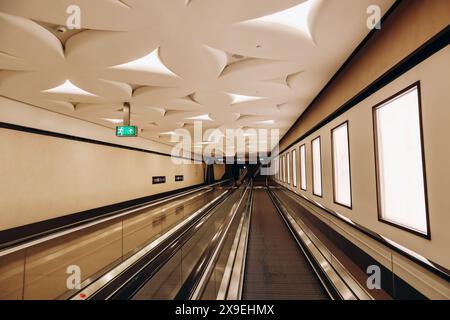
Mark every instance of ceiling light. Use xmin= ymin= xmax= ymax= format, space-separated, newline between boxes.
xmin=252 ymin=0 xmax=316 ymax=39
xmin=102 ymin=118 xmax=123 ymax=124
xmin=160 ymin=131 xmax=176 ymax=135
xmin=186 ymin=114 xmax=213 ymax=121
xmin=227 ymin=93 xmax=264 ymax=104
xmin=56 ymin=26 xmax=67 ymax=33
xmin=42 ymin=80 xmax=96 ymax=96
xmin=112 ymin=48 xmax=178 ymax=77
xmin=257 ymin=120 xmax=275 ymax=124
xmin=231 ymin=54 xmax=244 ymax=59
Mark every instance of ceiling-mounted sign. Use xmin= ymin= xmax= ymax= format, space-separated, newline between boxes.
xmin=116 ymin=126 xmax=138 ymax=137
xmin=175 ymin=175 xmax=184 ymax=182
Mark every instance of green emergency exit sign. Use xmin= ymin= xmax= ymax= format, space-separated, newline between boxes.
xmin=116 ymin=126 xmax=138 ymax=137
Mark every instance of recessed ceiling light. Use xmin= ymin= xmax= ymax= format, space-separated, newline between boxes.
xmin=42 ymin=80 xmax=96 ymax=96
xmin=231 ymin=54 xmax=244 ymax=59
xmin=252 ymin=0 xmax=316 ymax=39
xmin=102 ymin=118 xmax=123 ymax=124
xmin=56 ymin=26 xmax=67 ymax=33
xmin=111 ymin=48 xmax=178 ymax=77
xmin=227 ymin=93 xmax=264 ymax=104
xmin=160 ymin=131 xmax=176 ymax=135
xmin=257 ymin=120 xmax=275 ymax=124
xmin=186 ymin=114 xmax=213 ymax=121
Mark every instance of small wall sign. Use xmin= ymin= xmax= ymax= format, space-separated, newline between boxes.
xmin=152 ymin=176 xmax=166 ymax=184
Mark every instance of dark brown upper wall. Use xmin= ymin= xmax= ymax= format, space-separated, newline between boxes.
xmin=280 ymin=0 xmax=450 ymax=151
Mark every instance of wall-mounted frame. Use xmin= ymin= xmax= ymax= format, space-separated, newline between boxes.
xmin=280 ymin=155 xmax=283 ymax=182
xmin=278 ymin=155 xmax=281 ymax=181
xmin=299 ymin=144 xmax=307 ymax=191
xmin=286 ymin=152 xmax=291 ymax=185
xmin=331 ymin=121 xmax=353 ymax=209
xmin=311 ymin=137 xmax=323 ymax=197
xmin=277 ymin=157 xmax=280 ymax=181
xmin=275 ymin=157 xmax=278 ymax=180
xmin=274 ymin=156 xmax=278 ymax=180
xmin=175 ymin=175 xmax=184 ymax=182
xmin=292 ymin=149 xmax=298 ymax=188
xmin=152 ymin=176 xmax=166 ymax=184
xmin=269 ymin=26 xmax=450 ymax=282
xmin=372 ymin=82 xmax=430 ymax=239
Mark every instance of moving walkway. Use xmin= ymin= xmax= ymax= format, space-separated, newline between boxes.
xmin=71 ymin=174 xmax=341 ymax=300
xmin=0 ymin=180 xmax=234 ymax=300
xmin=1 ymin=173 xmax=378 ymax=300
xmin=78 ymin=179 xmax=251 ymax=300
xmin=76 ymin=174 xmax=369 ymax=300
xmin=243 ymin=187 xmax=328 ymax=300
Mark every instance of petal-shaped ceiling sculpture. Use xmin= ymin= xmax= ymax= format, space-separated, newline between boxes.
xmin=203 ymin=21 xmax=315 ymax=61
xmin=112 ymin=48 xmax=180 ymax=78
xmin=0 ymin=0 xmax=131 ymax=31
xmin=0 ymin=12 xmax=64 ymax=68
xmin=0 ymin=0 xmax=395 ymax=151
xmin=248 ymin=0 xmax=317 ymax=41
xmin=192 ymin=0 xmax=306 ymax=24
xmin=66 ymin=29 xmax=159 ymax=67
xmin=159 ymin=41 xmax=227 ymax=85
xmin=42 ymin=80 xmax=96 ymax=96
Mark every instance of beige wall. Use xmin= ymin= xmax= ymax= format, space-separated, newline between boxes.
xmin=275 ymin=46 xmax=450 ymax=269
xmin=0 ymin=128 xmax=205 ymax=231
xmin=0 ymin=97 xmax=175 ymax=155
xmin=281 ymin=0 xmax=450 ymax=151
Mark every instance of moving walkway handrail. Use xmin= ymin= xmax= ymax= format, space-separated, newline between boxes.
xmin=71 ymin=185 xmax=235 ymax=300
xmin=273 ymin=183 xmax=450 ymax=283
xmin=219 ymin=182 xmax=253 ymax=300
xmin=0 ymin=179 xmax=233 ymax=257
xmin=267 ymin=186 xmax=370 ymax=300
xmin=73 ymin=180 xmax=246 ymax=300
xmin=176 ymin=180 xmax=252 ymax=300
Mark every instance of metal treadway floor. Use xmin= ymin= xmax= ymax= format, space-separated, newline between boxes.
xmin=243 ymin=188 xmax=329 ymax=300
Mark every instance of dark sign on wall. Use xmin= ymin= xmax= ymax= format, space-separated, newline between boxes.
xmin=152 ymin=176 xmax=166 ymax=184
xmin=175 ymin=175 xmax=184 ymax=182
